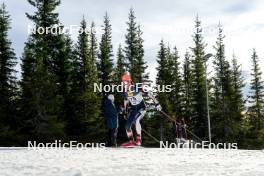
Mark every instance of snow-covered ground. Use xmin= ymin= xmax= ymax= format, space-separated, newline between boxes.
xmin=0 ymin=148 xmax=264 ymax=176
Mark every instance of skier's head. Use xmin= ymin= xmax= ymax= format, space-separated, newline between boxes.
xmin=122 ymin=71 xmax=132 ymax=89
xmin=107 ymin=94 xmax=115 ymax=102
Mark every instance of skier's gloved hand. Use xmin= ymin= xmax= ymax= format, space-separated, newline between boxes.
xmin=120 ymin=106 xmax=123 ymax=111
xmin=155 ymin=104 xmax=162 ymax=111
xmin=121 ymin=107 xmax=129 ymax=115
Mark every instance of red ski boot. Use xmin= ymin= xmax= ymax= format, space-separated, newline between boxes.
xmin=121 ymin=140 xmax=135 ymax=148
xmin=134 ymin=135 xmax=141 ymax=146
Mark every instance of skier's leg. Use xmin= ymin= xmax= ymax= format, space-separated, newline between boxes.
xmin=123 ymin=111 xmax=136 ymax=144
xmin=135 ymin=110 xmax=146 ymax=136
xmin=134 ymin=109 xmax=146 ymax=146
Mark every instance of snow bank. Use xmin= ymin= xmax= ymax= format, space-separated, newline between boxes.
xmin=0 ymin=148 xmax=264 ymax=176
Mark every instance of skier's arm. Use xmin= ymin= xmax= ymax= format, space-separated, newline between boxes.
xmin=146 ymin=91 xmax=158 ymax=104
xmin=146 ymin=91 xmax=162 ymax=111
xmin=124 ymin=99 xmax=129 ymax=114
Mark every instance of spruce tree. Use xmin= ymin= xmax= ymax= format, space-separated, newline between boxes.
xmin=124 ymin=9 xmax=148 ymax=83
xmin=21 ymin=39 xmax=65 ymax=142
xmin=231 ymin=54 xmax=245 ymax=120
xmin=248 ymin=49 xmax=264 ymax=130
xmin=190 ymin=16 xmax=208 ymax=139
xmin=182 ymin=51 xmax=193 ymax=124
xmin=90 ymin=21 xmax=98 ymax=65
xmin=63 ymin=33 xmax=75 ymax=129
xmin=125 ymin=8 xmax=137 ymax=81
xmin=135 ymin=25 xmax=149 ymax=83
xmin=55 ymin=35 xmax=72 ymax=122
xmin=156 ymin=40 xmax=171 ymax=141
xmin=245 ymin=49 xmax=264 ymax=148
xmin=230 ymin=53 xmax=245 ymax=146
xmin=20 ymin=0 xmax=68 ymax=142
xmin=0 ymin=3 xmax=17 ymax=144
xmin=169 ymin=46 xmax=183 ymax=117
xmin=156 ymin=41 xmax=170 ymax=112
xmin=113 ymin=44 xmax=127 ymax=141
xmin=20 ymin=36 xmax=36 ymax=125
xmin=212 ymin=25 xmax=235 ymax=142
xmin=98 ymin=13 xmax=114 ymax=96
xmin=113 ymin=44 xmax=126 ymax=105
xmin=115 ymin=44 xmax=127 ymax=81
xmin=69 ymin=18 xmax=102 ymax=140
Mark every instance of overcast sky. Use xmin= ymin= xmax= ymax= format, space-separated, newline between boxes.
xmin=2 ymin=0 xmax=264 ymax=87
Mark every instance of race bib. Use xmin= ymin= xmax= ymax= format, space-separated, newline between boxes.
xmin=127 ymin=92 xmax=143 ymax=106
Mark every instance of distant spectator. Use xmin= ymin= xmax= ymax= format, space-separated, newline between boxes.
xmin=179 ymin=117 xmax=187 ymax=141
xmin=171 ymin=115 xmax=179 ymax=141
xmin=171 ymin=115 xmax=187 ymax=143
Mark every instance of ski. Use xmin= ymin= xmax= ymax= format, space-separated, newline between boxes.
xmin=119 ymin=145 xmax=144 ymax=148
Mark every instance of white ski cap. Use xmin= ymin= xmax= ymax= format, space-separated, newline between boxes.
xmin=107 ymin=94 xmax=115 ymax=101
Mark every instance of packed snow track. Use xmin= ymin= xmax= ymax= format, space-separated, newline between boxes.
xmin=0 ymin=148 xmax=264 ymax=176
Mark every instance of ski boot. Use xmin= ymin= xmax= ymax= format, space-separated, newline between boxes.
xmin=121 ymin=130 xmax=135 ymax=148
xmin=134 ymin=135 xmax=141 ymax=146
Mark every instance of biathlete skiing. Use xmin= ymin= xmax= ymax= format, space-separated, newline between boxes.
xmin=120 ymin=71 xmax=162 ymax=147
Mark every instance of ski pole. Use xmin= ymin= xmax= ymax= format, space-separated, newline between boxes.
xmin=159 ymin=110 xmax=204 ymax=143
xmin=141 ymin=128 xmax=160 ymax=144
xmin=122 ymin=113 xmax=160 ymax=144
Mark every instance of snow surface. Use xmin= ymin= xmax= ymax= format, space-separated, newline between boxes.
xmin=0 ymin=148 xmax=264 ymax=176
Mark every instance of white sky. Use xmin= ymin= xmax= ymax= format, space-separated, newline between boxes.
xmin=2 ymin=0 xmax=264 ymax=91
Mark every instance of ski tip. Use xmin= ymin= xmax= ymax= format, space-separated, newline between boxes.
xmin=119 ymin=145 xmax=144 ymax=148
